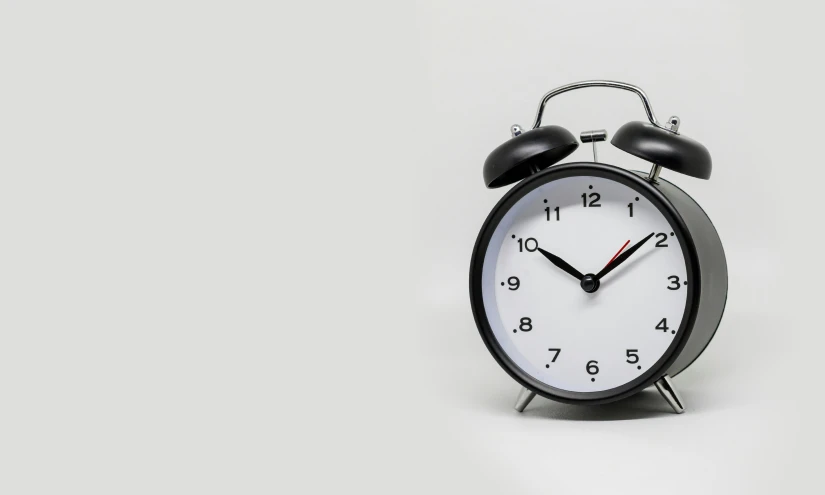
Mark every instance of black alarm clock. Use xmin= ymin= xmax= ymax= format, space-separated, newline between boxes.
xmin=469 ymin=81 xmax=727 ymax=414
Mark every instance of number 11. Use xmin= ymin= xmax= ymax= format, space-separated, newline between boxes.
xmin=545 ymin=206 xmax=559 ymax=221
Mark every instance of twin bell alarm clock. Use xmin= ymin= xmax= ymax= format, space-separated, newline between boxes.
xmin=469 ymin=81 xmax=727 ymax=414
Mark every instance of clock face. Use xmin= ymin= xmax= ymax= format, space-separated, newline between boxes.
xmin=474 ymin=168 xmax=694 ymax=397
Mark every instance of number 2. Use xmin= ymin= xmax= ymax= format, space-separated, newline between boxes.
xmin=655 ymin=233 xmax=669 ymax=247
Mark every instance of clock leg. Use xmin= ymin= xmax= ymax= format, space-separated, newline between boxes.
xmin=654 ymin=374 xmax=685 ymax=414
xmin=514 ymin=387 xmax=536 ymax=412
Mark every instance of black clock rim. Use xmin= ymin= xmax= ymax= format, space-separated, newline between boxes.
xmin=469 ymin=162 xmax=702 ymax=405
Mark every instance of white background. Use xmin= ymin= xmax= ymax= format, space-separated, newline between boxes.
xmin=0 ymin=1 xmax=822 ymax=494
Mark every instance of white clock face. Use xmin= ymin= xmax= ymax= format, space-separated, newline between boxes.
xmin=479 ymin=174 xmax=690 ymax=394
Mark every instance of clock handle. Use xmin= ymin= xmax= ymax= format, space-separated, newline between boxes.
xmin=530 ymin=80 xmax=673 ymax=133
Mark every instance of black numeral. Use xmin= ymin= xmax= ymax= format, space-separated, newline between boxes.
xmin=667 ymin=275 xmax=681 ymax=290
xmin=655 ymin=233 xmax=669 ymax=247
xmin=626 ymin=349 xmax=639 ymax=364
xmin=545 ymin=206 xmax=560 ymax=221
xmin=586 ymin=360 xmax=599 ymax=375
xmin=627 ymin=202 xmax=633 ymax=217
xmin=581 ymin=193 xmax=601 ymax=207
xmin=519 ymin=317 xmax=532 ymax=332
xmin=548 ymin=348 xmax=561 ymax=362
xmin=507 ymin=276 xmax=520 ymax=290
xmin=656 ymin=317 xmax=669 ymax=332
xmin=517 ymin=237 xmax=538 ymax=252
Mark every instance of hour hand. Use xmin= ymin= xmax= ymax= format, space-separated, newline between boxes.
xmin=537 ymin=248 xmax=585 ymax=281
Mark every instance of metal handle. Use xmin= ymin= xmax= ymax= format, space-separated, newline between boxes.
xmin=531 ymin=80 xmax=668 ymax=131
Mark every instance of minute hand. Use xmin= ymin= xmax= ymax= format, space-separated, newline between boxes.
xmin=595 ymin=232 xmax=655 ymax=280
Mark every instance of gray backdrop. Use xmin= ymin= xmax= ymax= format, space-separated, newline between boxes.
xmin=0 ymin=1 xmax=819 ymax=493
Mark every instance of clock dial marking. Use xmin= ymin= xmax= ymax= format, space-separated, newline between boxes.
xmin=482 ymin=175 xmax=689 ymax=393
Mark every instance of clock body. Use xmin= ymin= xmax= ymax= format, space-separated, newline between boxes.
xmin=469 ymin=162 xmax=727 ymax=405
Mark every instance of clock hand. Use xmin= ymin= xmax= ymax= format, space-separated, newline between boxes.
xmin=537 ymin=247 xmax=585 ymax=281
xmin=603 ymin=239 xmax=630 ymax=269
xmin=595 ymin=232 xmax=655 ymax=280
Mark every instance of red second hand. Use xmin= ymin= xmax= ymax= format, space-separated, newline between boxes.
xmin=604 ymin=240 xmax=630 ymax=269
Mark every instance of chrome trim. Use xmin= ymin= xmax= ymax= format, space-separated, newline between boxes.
xmin=654 ymin=374 xmax=685 ymax=414
xmin=514 ymin=387 xmax=536 ymax=412
xmin=580 ymin=129 xmax=608 ymax=162
xmin=531 ymin=80 xmax=671 ymax=132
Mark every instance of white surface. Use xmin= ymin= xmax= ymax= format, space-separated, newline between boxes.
xmin=480 ymin=175 xmax=688 ymax=392
xmin=0 ymin=1 xmax=823 ymax=494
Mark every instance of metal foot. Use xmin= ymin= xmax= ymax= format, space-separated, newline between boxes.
xmin=654 ymin=374 xmax=685 ymax=414
xmin=514 ymin=387 xmax=536 ymax=412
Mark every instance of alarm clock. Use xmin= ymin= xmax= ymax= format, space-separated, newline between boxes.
xmin=469 ymin=81 xmax=727 ymax=414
